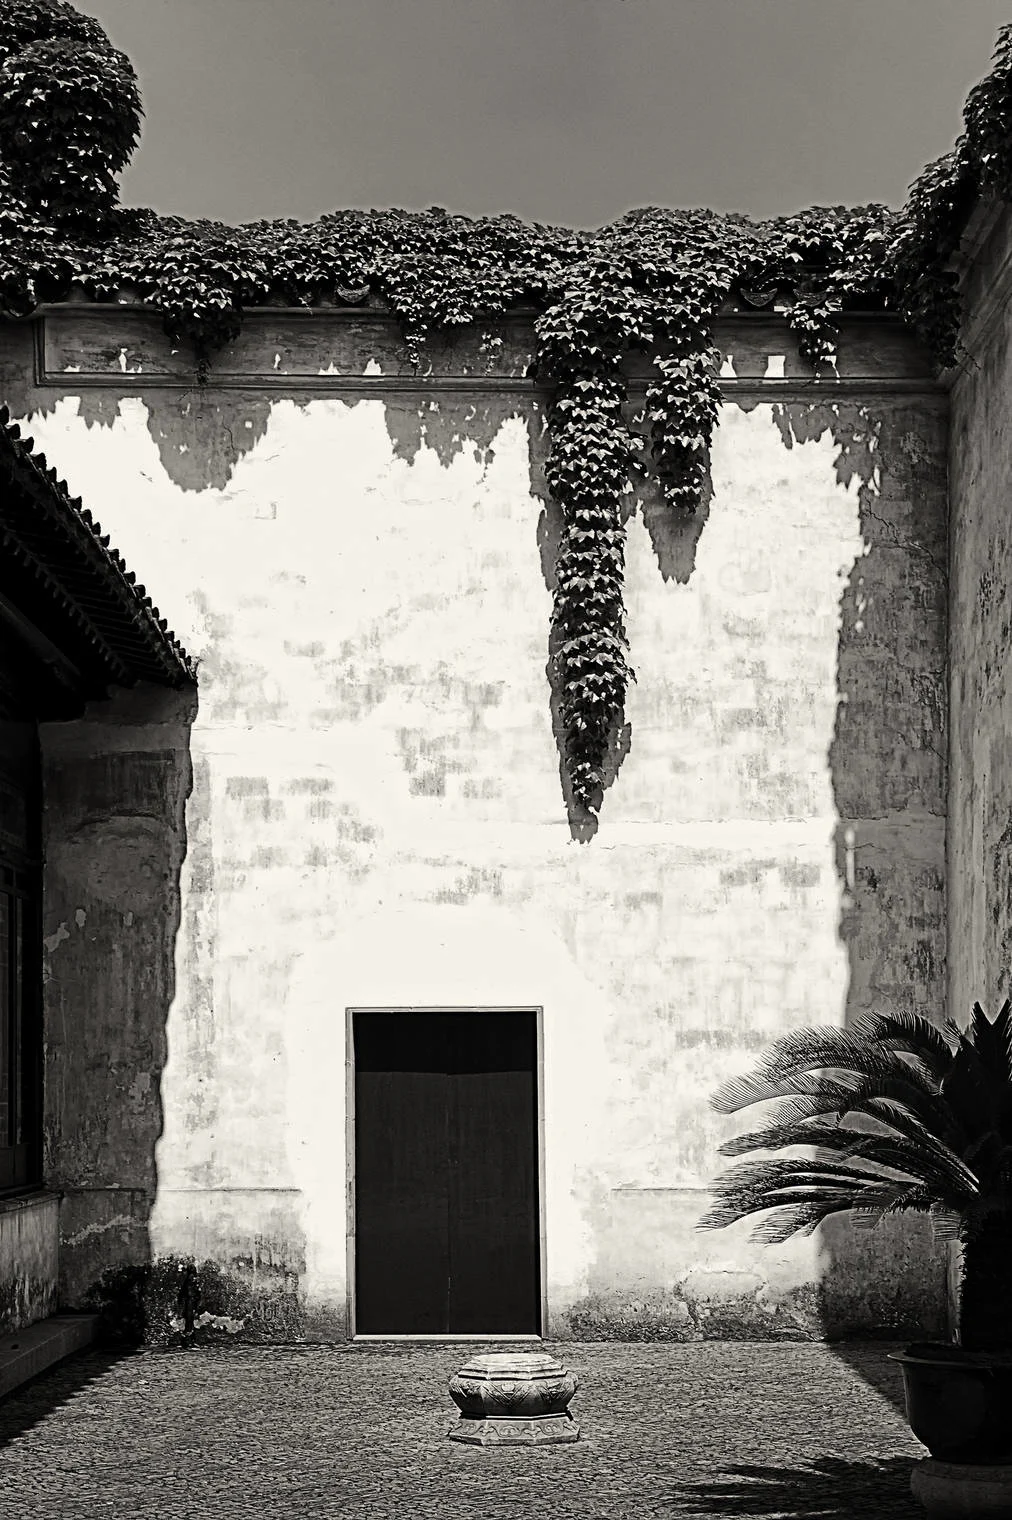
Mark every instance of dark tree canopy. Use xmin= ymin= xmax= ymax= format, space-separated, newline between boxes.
xmin=0 ymin=0 xmax=141 ymax=225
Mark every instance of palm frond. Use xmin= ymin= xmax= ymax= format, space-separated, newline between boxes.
xmin=730 ymin=1200 xmax=838 ymax=1242
xmin=718 ymin=1118 xmax=978 ymax=1204
xmin=846 ymin=1009 xmax=960 ymax=1082
xmin=928 ymin=1203 xmax=962 ymax=1242
xmin=721 ymin=1086 xmax=957 ymax=1154
xmin=849 ymin=1185 xmax=940 ymax=1230
xmin=699 ymin=1157 xmax=921 ymax=1228
xmin=826 ymin=1072 xmax=955 ymax=1139
xmin=860 ymin=1094 xmax=965 ymax=1157
xmin=712 ymin=1060 xmax=951 ymax=1147
xmin=718 ymin=1117 xmax=850 ymax=1158
xmin=745 ymin=1190 xmax=930 ymax=1243
xmin=710 ymin=1024 xmax=944 ymax=1116
xmin=702 ymin=998 xmax=1012 ymax=1248
xmin=749 ymin=1185 xmax=939 ymax=1244
xmin=713 ymin=1068 xmax=871 ymax=1116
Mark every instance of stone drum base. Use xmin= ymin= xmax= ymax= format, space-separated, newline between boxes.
xmin=448 ymin=1412 xmax=580 ymax=1447
xmin=447 ymin=1351 xmax=580 ymax=1446
xmin=911 ymin=1458 xmax=1012 ymax=1517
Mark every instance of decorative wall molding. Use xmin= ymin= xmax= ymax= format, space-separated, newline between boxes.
xmin=31 ymin=306 xmax=940 ymax=399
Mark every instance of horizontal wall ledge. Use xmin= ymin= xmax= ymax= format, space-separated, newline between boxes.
xmin=31 ymin=371 xmax=944 ymax=399
xmin=32 ymin=306 xmax=937 ymax=391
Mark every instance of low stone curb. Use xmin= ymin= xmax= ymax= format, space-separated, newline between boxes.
xmin=0 ymin=1314 xmax=98 ymax=1400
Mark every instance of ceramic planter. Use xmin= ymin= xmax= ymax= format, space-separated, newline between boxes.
xmin=891 ymin=1345 xmax=1012 ymax=1464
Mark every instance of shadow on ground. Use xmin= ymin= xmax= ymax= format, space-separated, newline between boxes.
xmin=824 ymin=1339 xmax=912 ymax=1418
xmin=666 ymin=1456 xmax=919 ymax=1518
xmin=0 ymin=1349 xmax=133 ymax=1450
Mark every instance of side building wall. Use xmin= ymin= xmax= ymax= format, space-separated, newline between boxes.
xmin=0 ymin=304 xmax=949 ymax=1340
xmin=949 ymin=201 xmax=1012 ymax=1030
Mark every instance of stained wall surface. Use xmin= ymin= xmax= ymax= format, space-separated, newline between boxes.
xmin=0 ymin=1193 xmax=58 ymax=1332
xmin=40 ymin=686 xmax=195 ymax=1305
xmin=949 ymin=202 xmax=1012 ymax=1030
xmin=0 ymin=306 xmax=948 ymax=1338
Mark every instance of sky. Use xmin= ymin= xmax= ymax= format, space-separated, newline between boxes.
xmin=82 ymin=0 xmax=1012 ymax=230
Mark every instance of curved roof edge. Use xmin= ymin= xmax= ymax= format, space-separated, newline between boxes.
xmin=0 ymin=403 xmax=195 ymax=701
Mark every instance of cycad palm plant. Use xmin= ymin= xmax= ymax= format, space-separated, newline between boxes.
xmin=698 ymin=1000 xmax=1012 ymax=1352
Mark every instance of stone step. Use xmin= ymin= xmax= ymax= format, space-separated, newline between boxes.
xmin=0 ymin=1315 xmax=99 ymax=1400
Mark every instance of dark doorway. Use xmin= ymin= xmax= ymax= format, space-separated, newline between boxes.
xmin=352 ymin=1009 xmax=541 ymax=1335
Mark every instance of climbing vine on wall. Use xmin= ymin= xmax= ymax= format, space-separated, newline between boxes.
xmin=1 ymin=0 xmax=1010 ymax=819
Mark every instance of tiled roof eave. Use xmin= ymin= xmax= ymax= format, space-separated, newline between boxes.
xmin=0 ymin=405 xmax=195 ymax=691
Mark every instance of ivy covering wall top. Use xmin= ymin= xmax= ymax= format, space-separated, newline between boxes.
xmin=1 ymin=0 xmax=1009 ymax=822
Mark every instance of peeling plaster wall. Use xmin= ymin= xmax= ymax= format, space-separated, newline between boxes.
xmin=949 ymin=203 xmax=1012 ymax=1025
xmin=40 ymin=685 xmax=195 ymax=1303
xmin=2 ymin=308 xmax=948 ymax=1339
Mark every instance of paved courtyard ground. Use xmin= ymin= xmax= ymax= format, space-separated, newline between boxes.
xmin=0 ymin=1340 xmax=926 ymax=1518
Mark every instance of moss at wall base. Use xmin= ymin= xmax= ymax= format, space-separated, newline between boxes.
xmin=84 ymin=1255 xmax=305 ymax=1348
xmin=83 ymin=1251 xmax=947 ymax=1347
xmin=558 ymin=1282 xmax=946 ymax=1344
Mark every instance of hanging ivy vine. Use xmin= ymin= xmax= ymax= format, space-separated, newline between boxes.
xmin=2 ymin=0 xmax=1011 ymax=818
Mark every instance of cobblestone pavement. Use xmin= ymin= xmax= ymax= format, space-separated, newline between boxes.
xmin=0 ymin=1340 xmax=925 ymax=1519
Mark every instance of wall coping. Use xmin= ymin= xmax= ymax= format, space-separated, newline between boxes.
xmin=21 ymin=303 xmax=941 ymax=398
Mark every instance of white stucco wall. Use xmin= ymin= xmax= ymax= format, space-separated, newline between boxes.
xmin=10 ymin=307 xmax=948 ymax=1338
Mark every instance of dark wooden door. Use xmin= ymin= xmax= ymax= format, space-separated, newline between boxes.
xmin=353 ymin=1010 xmax=540 ymax=1334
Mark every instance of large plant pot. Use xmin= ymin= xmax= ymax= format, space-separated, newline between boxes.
xmin=891 ymin=1345 xmax=1012 ymax=1464
xmin=910 ymin=1460 xmax=1012 ymax=1518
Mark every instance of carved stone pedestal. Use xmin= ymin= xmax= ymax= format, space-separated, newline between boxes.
xmin=911 ymin=1458 xmax=1012 ymax=1517
xmin=447 ymin=1351 xmax=579 ymax=1446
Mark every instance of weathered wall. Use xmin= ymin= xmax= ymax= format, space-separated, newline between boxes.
xmin=0 ymin=1192 xmax=58 ymax=1331
xmin=40 ymin=684 xmax=195 ymax=1303
xmin=949 ymin=201 xmax=1012 ymax=1027
xmin=0 ymin=305 xmax=948 ymax=1338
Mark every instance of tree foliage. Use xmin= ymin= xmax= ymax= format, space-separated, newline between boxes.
xmin=0 ymin=0 xmax=140 ymax=226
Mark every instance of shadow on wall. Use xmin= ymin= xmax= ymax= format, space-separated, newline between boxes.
xmin=19 ymin=383 xmax=291 ymax=495
xmin=8 ymin=382 xmax=278 ymax=495
xmin=78 ymin=389 xmax=283 ymax=494
xmin=40 ymin=683 xmax=197 ymax=1309
xmin=383 ymin=393 xmax=525 ymax=471
xmin=769 ymin=399 xmax=947 ymax=1408
xmin=20 ymin=385 xmax=534 ymax=496
xmin=638 ymin=468 xmax=714 ymax=588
